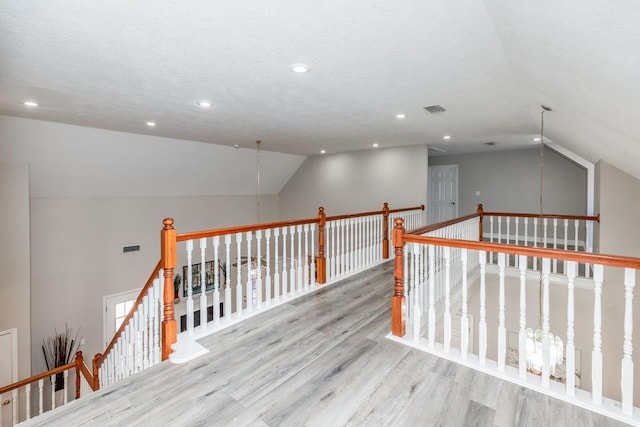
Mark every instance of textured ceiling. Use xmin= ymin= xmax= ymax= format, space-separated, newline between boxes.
xmin=1 ymin=0 xmax=639 ymax=177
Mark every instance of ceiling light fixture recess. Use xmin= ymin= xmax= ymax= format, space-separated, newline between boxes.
xmin=24 ymin=101 xmax=38 ymax=107
xmin=198 ymin=100 xmax=211 ymax=108
xmin=320 ymin=150 xmax=326 ymax=154
xmin=372 ymin=143 xmax=379 ymax=148
xmin=290 ymin=64 xmax=309 ymax=73
xmin=443 ymin=135 xmax=451 ymax=140
xmin=396 ymin=113 xmax=406 ymax=119
xmin=146 ymin=121 xmax=156 ymax=127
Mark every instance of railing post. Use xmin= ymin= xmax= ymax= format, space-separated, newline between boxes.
xmin=477 ymin=204 xmax=484 ymax=241
xmin=92 ymin=353 xmax=101 ymax=391
xmin=382 ymin=202 xmax=390 ymax=259
xmin=161 ymin=218 xmax=177 ymax=360
xmin=74 ymin=351 xmax=83 ymax=399
xmin=392 ymin=218 xmax=406 ymax=336
xmin=316 ymin=207 xmax=326 ymax=284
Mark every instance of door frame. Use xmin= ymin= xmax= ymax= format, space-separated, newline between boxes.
xmin=0 ymin=328 xmax=18 ymax=386
xmin=103 ymin=289 xmax=139 ymax=348
xmin=428 ymin=164 xmax=459 ymax=223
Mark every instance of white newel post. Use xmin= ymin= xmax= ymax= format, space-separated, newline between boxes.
xmin=566 ymin=261 xmax=577 ymax=395
xmin=497 ymin=252 xmax=506 ymax=371
xmin=622 ymin=268 xmax=635 ymax=415
xmin=461 ymin=249 xmax=469 ymax=359
xmin=479 ymin=250 xmax=487 ymax=366
xmin=428 ymin=244 xmax=436 ymax=348
xmin=592 ymin=264 xmax=603 ymax=405
xmin=444 ymin=246 xmax=452 ymax=354
xmin=518 ymin=254 xmax=527 ymax=379
xmin=541 ymin=258 xmax=551 ymax=388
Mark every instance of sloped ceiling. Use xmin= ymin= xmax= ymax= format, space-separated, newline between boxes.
xmin=0 ymin=1 xmax=638 ymax=178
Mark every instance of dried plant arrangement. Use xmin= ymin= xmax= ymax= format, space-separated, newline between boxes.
xmin=42 ymin=324 xmax=82 ymax=391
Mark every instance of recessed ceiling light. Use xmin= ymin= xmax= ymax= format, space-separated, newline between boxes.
xmin=198 ymin=100 xmax=211 ymax=108
xmin=372 ymin=143 xmax=379 ymax=148
xmin=320 ymin=149 xmax=326 ymax=154
xmin=233 ymin=144 xmax=240 ymax=149
xmin=443 ymin=135 xmax=451 ymax=140
xmin=146 ymin=121 xmax=156 ymax=127
xmin=24 ymin=101 xmax=38 ymax=107
xmin=396 ymin=114 xmax=406 ymax=119
xmin=290 ymin=64 xmax=309 ymax=73
xmin=533 ymin=137 xmax=541 ymax=142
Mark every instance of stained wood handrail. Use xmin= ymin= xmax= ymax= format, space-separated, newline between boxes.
xmin=94 ymin=260 xmax=163 ymax=376
xmin=403 ymin=235 xmax=640 ymax=269
xmin=176 ymin=218 xmax=319 ymax=242
xmin=387 ymin=204 xmax=425 ymax=215
xmin=0 ymin=351 xmax=95 ymax=396
xmin=482 ymin=211 xmax=600 ymax=222
xmin=409 ymin=213 xmax=480 ymax=236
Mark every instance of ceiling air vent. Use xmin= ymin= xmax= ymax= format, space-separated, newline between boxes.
xmin=485 ymin=141 xmax=495 ymax=146
xmin=424 ymin=105 xmax=446 ymax=114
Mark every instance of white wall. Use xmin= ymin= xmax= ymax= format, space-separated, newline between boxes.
xmin=0 ymin=163 xmax=31 ymax=380
xmin=278 ymin=145 xmax=428 ymax=219
xmin=429 ymin=147 xmax=587 ymax=216
xmin=0 ymin=115 xmax=306 ymax=375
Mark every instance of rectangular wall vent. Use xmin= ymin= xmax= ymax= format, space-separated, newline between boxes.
xmin=123 ymin=245 xmax=140 ymax=253
xmin=424 ymin=105 xmax=446 ymax=113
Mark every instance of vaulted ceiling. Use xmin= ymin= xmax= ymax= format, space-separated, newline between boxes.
xmin=1 ymin=1 xmax=639 ymax=178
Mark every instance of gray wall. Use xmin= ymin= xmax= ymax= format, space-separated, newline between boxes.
xmin=595 ymin=160 xmax=640 ymax=404
xmin=0 ymin=163 xmax=31 ymax=380
xmin=278 ymin=145 xmax=428 ymax=219
xmin=429 ymin=147 xmax=587 ymax=216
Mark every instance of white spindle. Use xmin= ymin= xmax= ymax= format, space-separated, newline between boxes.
xmin=50 ymin=374 xmax=55 ymax=409
xmin=444 ymin=246 xmax=451 ymax=354
xmin=310 ymin=223 xmax=316 ymax=287
xmin=256 ymin=229 xmax=263 ymax=308
xmin=224 ymin=235 xmax=232 ymax=318
xmin=497 ymin=216 xmax=502 ymax=245
xmin=542 ymin=258 xmax=551 ymax=387
xmin=552 ymin=219 xmax=558 ymax=273
xmin=265 ymin=230 xmax=272 ymax=303
xmin=514 ymin=217 xmax=520 ymax=268
xmin=282 ymin=226 xmax=288 ymax=297
xmin=246 ymin=231 xmax=253 ymax=313
xmin=329 ymin=221 xmax=336 ymax=279
xmin=592 ymin=264 xmax=604 ymax=405
xmin=38 ymin=378 xmax=43 ymax=415
xmin=289 ymin=225 xmax=296 ymax=293
xmin=524 ymin=218 xmax=529 ymax=247
xmin=186 ymin=239 xmax=194 ymax=334
xmin=26 ymin=383 xmax=32 ymax=419
xmin=63 ymin=370 xmax=68 ymax=404
xmin=428 ymin=244 xmax=436 ymax=347
xmin=200 ymin=237 xmax=208 ymax=331
xmin=213 ymin=236 xmax=221 ymax=323
xmin=563 ymin=219 xmax=569 ymax=272
xmin=235 ymin=232 xmax=243 ymax=316
xmin=303 ymin=224 xmax=310 ymax=290
xmin=497 ymin=252 xmax=506 ymax=371
xmin=274 ymin=228 xmax=280 ymax=300
xmin=489 ymin=216 xmax=494 ymax=263
xmin=622 ymin=268 xmax=635 ymax=415
xmin=142 ymin=294 xmax=149 ymax=369
xmin=566 ymin=261 xmax=577 ymax=395
xmin=296 ymin=225 xmax=303 ymax=292
xmin=518 ymin=254 xmax=527 ymax=379
xmin=412 ymin=243 xmax=420 ymax=342
xmin=460 ymin=249 xmax=469 ymax=359
xmin=12 ymin=389 xmax=17 ymax=424
xmin=533 ymin=218 xmax=538 ymax=270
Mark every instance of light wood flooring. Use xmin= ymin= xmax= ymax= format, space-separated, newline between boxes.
xmin=22 ymin=262 xmax=628 ymax=426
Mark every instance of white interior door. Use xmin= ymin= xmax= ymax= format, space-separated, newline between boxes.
xmin=428 ymin=165 xmax=458 ymax=223
xmin=104 ymin=290 xmax=138 ymax=348
xmin=0 ymin=329 xmax=18 ymax=426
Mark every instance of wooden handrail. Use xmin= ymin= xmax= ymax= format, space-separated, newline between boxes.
xmin=387 ymin=204 xmax=425 ymax=215
xmin=483 ymin=211 xmax=600 ymax=223
xmin=409 ymin=213 xmax=480 ymax=236
xmin=0 ymin=351 xmax=94 ymax=396
xmin=403 ymin=235 xmax=640 ymax=269
xmin=176 ymin=217 xmax=319 ymax=242
xmin=325 ymin=209 xmax=386 ymax=222
xmin=94 ymin=260 xmax=163 ymax=372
